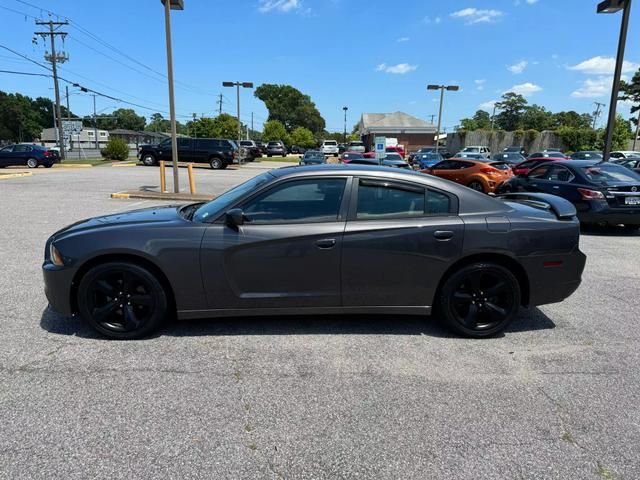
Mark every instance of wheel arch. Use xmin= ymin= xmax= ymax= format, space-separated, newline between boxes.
xmin=70 ymin=253 xmax=177 ymax=316
xmin=435 ymin=253 xmax=530 ymax=307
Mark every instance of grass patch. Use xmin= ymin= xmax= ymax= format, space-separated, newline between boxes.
xmin=596 ymin=462 xmax=616 ymax=480
xmin=60 ymin=157 xmax=118 ymax=166
xmin=561 ymin=431 xmax=576 ymax=445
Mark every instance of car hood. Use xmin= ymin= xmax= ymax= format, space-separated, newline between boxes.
xmin=51 ymin=205 xmax=182 ymax=240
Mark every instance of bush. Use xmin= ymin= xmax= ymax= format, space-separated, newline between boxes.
xmin=100 ymin=137 xmax=129 ymax=161
xmin=555 ymin=127 xmax=598 ymax=152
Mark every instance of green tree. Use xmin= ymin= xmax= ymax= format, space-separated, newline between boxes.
xmin=620 ymin=68 xmax=640 ymax=127
xmin=290 ymin=127 xmax=316 ymax=148
xmin=262 ymin=119 xmax=289 ymax=143
xmin=147 ymin=113 xmax=171 ymax=133
xmin=553 ymin=111 xmax=592 ymax=129
xmin=607 ymin=114 xmax=633 ymax=150
xmin=255 ymin=84 xmax=326 ymax=133
xmin=211 ymin=113 xmax=239 ymax=138
xmin=0 ymin=91 xmax=42 ymax=142
xmin=460 ymin=110 xmax=492 ymax=131
xmin=522 ymin=105 xmax=554 ymax=131
xmin=494 ymin=92 xmax=528 ymax=131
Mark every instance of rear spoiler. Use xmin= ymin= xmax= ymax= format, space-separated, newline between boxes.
xmin=496 ymin=192 xmax=577 ymax=220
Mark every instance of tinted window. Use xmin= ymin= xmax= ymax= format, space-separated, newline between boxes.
xmin=581 ymin=164 xmax=640 ymax=183
xmin=243 ymin=178 xmax=347 ymax=224
xmin=13 ymin=145 xmax=32 ymax=152
xmin=0 ymin=146 xmax=13 ymax=152
xmin=432 ymin=160 xmax=456 ymax=170
xmin=547 ymin=165 xmax=575 ymax=182
xmin=195 ymin=139 xmax=219 ymax=149
xmin=427 ymin=189 xmax=451 ymax=215
xmin=323 ymin=141 xmax=337 ymax=146
xmin=356 ymin=181 xmax=425 ymax=219
xmin=177 ymin=138 xmax=191 ymax=149
xmin=528 ymin=165 xmax=551 ymax=179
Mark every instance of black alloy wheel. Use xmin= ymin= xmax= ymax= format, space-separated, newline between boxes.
xmin=468 ymin=181 xmax=485 ymax=193
xmin=77 ymin=262 xmax=167 ymax=339
xmin=438 ymin=263 xmax=520 ymax=338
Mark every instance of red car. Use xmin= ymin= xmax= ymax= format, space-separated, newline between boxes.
xmin=386 ymin=146 xmax=406 ymax=158
xmin=512 ymin=158 xmax=558 ymax=176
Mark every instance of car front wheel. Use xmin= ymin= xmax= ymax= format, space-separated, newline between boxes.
xmin=468 ymin=181 xmax=485 ymax=193
xmin=27 ymin=158 xmax=38 ymax=168
xmin=141 ymin=154 xmax=156 ymax=166
xmin=437 ymin=262 xmax=521 ymax=338
xmin=77 ymin=262 xmax=168 ymax=340
xmin=210 ymin=157 xmax=223 ymax=169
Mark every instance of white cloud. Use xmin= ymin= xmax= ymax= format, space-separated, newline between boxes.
xmin=376 ymin=63 xmax=418 ymax=74
xmin=479 ymin=100 xmax=497 ymax=112
xmin=508 ymin=60 xmax=528 ymax=74
xmin=506 ymin=82 xmax=542 ymax=96
xmin=424 ymin=16 xmax=442 ymax=24
xmin=568 ymin=56 xmax=639 ymax=75
xmin=571 ymin=77 xmax=611 ymax=98
xmin=475 ymin=79 xmax=486 ymax=91
xmin=397 ymin=37 xmax=410 ymax=42
xmin=258 ymin=0 xmax=301 ymax=13
xmin=451 ymin=8 xmax=503 ymax=24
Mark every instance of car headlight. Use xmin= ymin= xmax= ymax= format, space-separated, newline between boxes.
xmin=50 ymin=244 xmax=64 ymax=266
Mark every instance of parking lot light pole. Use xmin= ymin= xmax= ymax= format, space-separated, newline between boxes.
xmin=428 ymin=84 xmax=459 ymax=154
xmin=343 ymin=106 xmax=348 ymax=144
xmin=597 ymin=0 xmax=633 ymax=162
xmin=223 ymin=81 xmax=254 ymax=163
xmin=161 ymin=0 xmax=184 ymax=193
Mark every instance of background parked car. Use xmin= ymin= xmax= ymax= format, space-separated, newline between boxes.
xmin=613 ymin=157 xmax=640 ymax=174
xmin=321 ymin=140 xmax=339 ymax=156
xmin=340 ymin=151 xmax=365 ymax=164
xmin=503 ymin=146 xmax=527 ymax=156
xmin=138 ymin=137 xmax=237 ymax=169
xmin=239 ymin=140 xmax=262 ymax=160
xmin=347 ymin=141 xmax=366 ymax=153
xmin=512 ymin=158 xmax=556 ymax=176
xmin=299 ymin=150 xmax=326 ymax=166
xmin=461 ymin=146 xmax=491 ymax=158
xmin=610 ymin=151 xmax=640 ymax=160
xmin=570 ymin=151 xmax=603 ymax=160
xmin=0 ymin=143 xmax=60 ymax=168
xmin=386 ymin=145 xmax=406 ymax=158
xmin=455 ymin=152 xmax=486 ymax=161
xmin=528 ymin=150 xmax=569 ymax=159
xmin=414 ymin=152 xmax=444 ymax=170
xmin=266 ymin=141 xmax=287 ymax=157
xmin=496 ymin=160 xmax=640 ymax=229
xmin=422 ymin=158 xmax=513 ymax=193
xmin=493 ymin=152 xmax=526 ymax=165
xmin=255 ymin=141 xmax=267 ymax=154
xmin=288 ymin=145 xmax=307 ymax=155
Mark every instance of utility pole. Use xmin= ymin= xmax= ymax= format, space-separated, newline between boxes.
xmin=35 ymin=19 xmax=68 ymax=160
xmin=91 ymin=94 xmax=99 ymax=150
xmin=192 ymin=113 xmax=197 ymax=137
xmin=223 ymin=81 xmax=254 ymax=163
xmin=633 ymin=109 xmax=640 ymax=151
xmin=251 ymin=112 xmax=254 ymax=140
xmin=427 ymin=114 xmax=436 ymax=124
xmin=593 ymin=102 xmax=605 ymax=129
xmin=218 ymin=94 xmax=223 ymax=115
xmin=343 ymin=106 xmax=348 ymax=144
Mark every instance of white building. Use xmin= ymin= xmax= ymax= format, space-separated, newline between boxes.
xmin=40 ymin=127 xmax=110 ymax=149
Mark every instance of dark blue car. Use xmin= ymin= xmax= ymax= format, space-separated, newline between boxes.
xmin=497 ymin=160 xmax=640 ymax=229
xmin=414 ymin=152 xmax=444 ymax=169
xmin=0 ymin=144 xmax=60 ymax=168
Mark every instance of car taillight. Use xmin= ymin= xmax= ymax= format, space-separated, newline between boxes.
xmin=480 ymin=167 xmax=498 ymax=175
xmin=577 ymin=188 xmax=606 ymax=200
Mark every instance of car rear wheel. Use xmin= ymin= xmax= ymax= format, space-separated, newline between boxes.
xmin=209 ymin=157 xmax=223 ymax=169
xmin=27 ymin=158 xmax=38 ymax=168
xmin=77 ymin=262 xmax=168 ymax=340
xmin=141 ymin=154 xmax=156 ymax=166
xmin=438 ymin=262 xmax=521 ymax=338
xmin=468 ymin=181 xmax=485 ymax=193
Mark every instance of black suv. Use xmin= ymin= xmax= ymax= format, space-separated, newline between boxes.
xmin=138 ymin=137 xmax=237 ymax=169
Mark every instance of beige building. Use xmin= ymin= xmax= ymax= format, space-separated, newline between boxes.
xmin=358 ymin=112 xmax=437 ymax=153
xmin=40 ymin=127 xmax=110 ymax=149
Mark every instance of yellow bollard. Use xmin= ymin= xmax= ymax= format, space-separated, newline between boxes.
xmin=187 ymin=163 xmax=196 ymax=194
xmin=159 ymin=160 xmax=166 ymax=193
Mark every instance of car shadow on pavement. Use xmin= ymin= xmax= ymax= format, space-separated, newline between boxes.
xmin=581 ymin=224 xmax=639 ymax=237
xmin=40 ymin=306 xmax=555 ymax=340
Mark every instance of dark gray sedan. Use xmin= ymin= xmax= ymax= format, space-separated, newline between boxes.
xmin=43 ymin=165 xmax=586 ymax=339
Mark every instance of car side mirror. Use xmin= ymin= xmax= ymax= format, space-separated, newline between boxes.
xmin=225 ymin=208 xmax=245 ymax=228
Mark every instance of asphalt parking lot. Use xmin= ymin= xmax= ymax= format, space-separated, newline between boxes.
xmin=0 ymin=163 xmax=639 ymax=479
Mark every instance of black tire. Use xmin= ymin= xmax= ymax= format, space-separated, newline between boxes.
xmin=467 ymin=181 xmax=485 ymax=193
xmin=77 ymin=262 xmax=168 ymax=340
xmin=437 ymin=262 xmax=521 ymax=338
xmin=27 ymin=158 xmax=38 ymax=168
xmin=209 ymin=157 xmax=223 ymax=169
xmin=141 ymin=153 xmax=157 ymax=166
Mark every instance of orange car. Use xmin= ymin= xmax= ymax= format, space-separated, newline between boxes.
xmin=421 ymin=158 xmax=514 ymax=193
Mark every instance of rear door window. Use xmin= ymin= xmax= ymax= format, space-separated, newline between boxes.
xmin=355 ymin=180 xmax=425 ymax=220
xmin=178 ymin=138 xmax=191 ymax=149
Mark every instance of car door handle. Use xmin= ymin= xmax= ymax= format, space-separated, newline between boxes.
xmin=316 ymin=238 xmax=336 ymax=249
xmin=434 ymin=230 xmax=454 ymax=240
xmin=552 ymin=186 xmax=560 ymax=189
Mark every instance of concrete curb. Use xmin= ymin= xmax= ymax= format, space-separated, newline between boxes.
xmin=111 ymin=163 xmax=137 ymax=167
xmin=111 ymin=190 xmax=214 ymax=202
xmin=0 ymin=172 xmax=33 ymax=180
xmin=55 ymin=163 xmax=93 ymax=168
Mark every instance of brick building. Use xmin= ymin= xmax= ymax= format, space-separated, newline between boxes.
xmin=358 ymin=112 xmax=436 ymax=153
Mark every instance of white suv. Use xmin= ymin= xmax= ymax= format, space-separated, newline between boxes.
xmin=321 ymin=140 xmax=339 ymax=157
xmin=347 ymin=141 xmax=366 ymax=153
xmin=462 ymin=146 xmax=491 ymax=158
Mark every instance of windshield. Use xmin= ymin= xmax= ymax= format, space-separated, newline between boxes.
xmin=349 ymin=142 xmax=364 ymax=146
xmin=193 ymin=172 xmax=273 ymax=222
xmin=324 ymin=141 xmax=337 ymax=145
xmin=305 ymin=152 xmax=324 ymax=159
xmin=581 ymin=164 xmax=640 ymax=184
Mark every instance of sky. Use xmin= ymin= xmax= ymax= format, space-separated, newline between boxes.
xmin=0 ymin=0 xmax=639 ymax=133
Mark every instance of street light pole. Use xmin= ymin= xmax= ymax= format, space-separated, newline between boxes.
xmin=162 ymin=0 xmax=184 ymax=193
xmin=223 ymin=81 xmax=254 ymax=163
xmin=428 ymin=84 xmax=459 ymax=154
xmin=633 ymin=109 xmax=640 ymax=151
xmin=597 ymin=0 xmax=633 ymax=162
xmin=343 ymin=106 xmax=348 ymax=144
